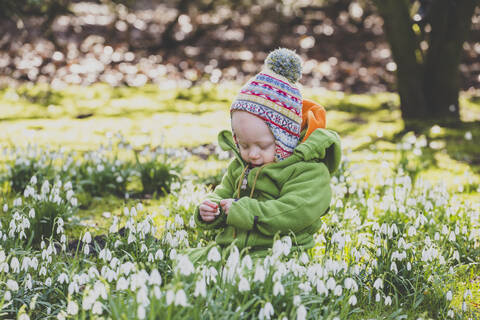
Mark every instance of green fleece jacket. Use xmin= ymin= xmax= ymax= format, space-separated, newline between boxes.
xmin=194 ymin=128 xmax=341 ymax=254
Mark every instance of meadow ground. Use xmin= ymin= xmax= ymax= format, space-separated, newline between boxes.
xmin=0 ymin=83 xmax=479 ymax=319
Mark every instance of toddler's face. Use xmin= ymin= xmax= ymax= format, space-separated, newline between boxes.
xmin=231 ymin=111 xmax=275 ymax=167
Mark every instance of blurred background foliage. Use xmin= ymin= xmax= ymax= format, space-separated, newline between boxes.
xmin=0 ymin=0 xmax=478 ymax=95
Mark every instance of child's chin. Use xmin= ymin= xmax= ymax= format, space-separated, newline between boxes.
xmin=250 ymin=163 xmax=263 ymax=167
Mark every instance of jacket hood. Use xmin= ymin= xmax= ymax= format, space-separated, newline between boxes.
xmin=217 ymin=127 xmax=341 ymax=174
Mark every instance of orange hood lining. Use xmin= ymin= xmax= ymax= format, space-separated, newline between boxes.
xmin=301 ymin=99 xmax=326 ymax=142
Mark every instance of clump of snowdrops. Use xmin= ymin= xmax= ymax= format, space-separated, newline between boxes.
xmin=0 ymin=132 xmax=479 ymax=319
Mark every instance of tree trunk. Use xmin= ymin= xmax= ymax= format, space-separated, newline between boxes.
xmin=373 ymin=0 xmax=429 ymax=120
xmin=423 ymin=0 xmax=478 ymax=121
xmin=373 ymin=0 xmax=478 ymax=127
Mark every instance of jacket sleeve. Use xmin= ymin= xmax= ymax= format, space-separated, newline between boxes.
xmin=194 ymin=159 xmax=239 ymax=230
xmin=226 ymin=162 xmax=331 ymax=236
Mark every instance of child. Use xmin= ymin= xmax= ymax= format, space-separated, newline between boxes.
xmin=194 ymin=48 xmax=341 ymax=259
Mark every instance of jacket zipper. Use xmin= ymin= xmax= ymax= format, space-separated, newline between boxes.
xmin=244 ymin=231 xmax=250 ymax=248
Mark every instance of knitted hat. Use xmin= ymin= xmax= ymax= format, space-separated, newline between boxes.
xmin=230 ymin=48 xmax=303 ymax=161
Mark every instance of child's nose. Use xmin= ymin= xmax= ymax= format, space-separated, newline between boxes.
xmin=249 ymin=148 xmax=260 ymax=159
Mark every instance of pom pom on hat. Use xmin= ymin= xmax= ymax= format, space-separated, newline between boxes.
xmin=265 ymin=48 xmax=302 ymax=83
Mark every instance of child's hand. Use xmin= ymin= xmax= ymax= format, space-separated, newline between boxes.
xmin=220 ymin=199 xmax=235 ymax=215
xmin=199 ymin=200 xmax=219 ymax=222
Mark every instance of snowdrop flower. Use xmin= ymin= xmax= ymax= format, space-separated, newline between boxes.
xmin=137 ymin=286 xmax=149 ymax=306
xmin=273 ymin=281 xmax=285 ymax=296
xmin=11 ymin=257 xmax=20 ymax=273
xmin=4 ymin=291 xmax=11 ymax=301
xmin=155 ymin=249 xmax=164 ymax=260
xmin=169 ymin=249 xmax=177 ymax=260
xmin=67 ymin=301 xmax=79 ymax=315
xmin=299 ymin=282 xmax=312 ymax=293
xmin=28 ymin=208 xmax=35 ymax=219
xmin=446 ymin=290 xmax=452 ymax=301
xmin=207 ymin=246 xmax=221 ymax=262
xmin=189 ymin=216 xmax=196 ymax=228
xmin=442 ymin=225 xmax=449 ymax=235
xmin=94 ymin=281 xmax=108 ymax=300
xmin=259 ymin=302 xmax=274 ymax=320
xmin=316 ymin=280 xmax=328 ymax=295
xmin=165 ymin=290 xmax=175 ymax=306
xmin=174 ymin=214 xmax=184 ymax=228
xmin=58 ymin=273 xmax=69 ymax=284
xmin=348 ymin=295 xmax=357 ymax=306
xmin=130 ymin=207 xmax=137 ymax=217
xmin=68 ymin=281 xmax=79 ymax=295
xmin=21 ymin=257 xmax=31 ymax=272
xmin=297 ymin=305 xmax=307 ymax=320
xmin=346 ymin=277 xmax=359 ymax=292
xmin=272 ymin=240 xmax=285 ymax=257
xmin=334 ymin=285 xmax=343 ymax=296
xmin=385 ymin=296 xmax=392 ymax=306
xmin=453 ymin=250 xmax=460 ymax=262
xmin=92 ymin=301 xmax=103 ymax=315
xmin=326 ymin=277 xmax=336 ymax=291
xmin=25 ymin=273 xmax=33 ymax=290
xmin=194 ymin=277 xmax=207 ymax=298
xmin=238 ymin=276 xmax=250 ymax=292
xmin=18 ymin=313 xmax=29 ymax=320
xmin=373 ymin=278 xmax=384 ymax=290
xmin=82 ymin=232 xmax=92 ymax=244
xmin=390 ymin=261 xmax=398 ymax=273
xmin=149 ymin=269 xmax=162 ymax=286
xmin=63 ymin=189 xmax=74 ymax=202
xmin=407 ymin=226 xmax=416 ymax=237
xmin=293 ymin=295 xmax=301 ymax=306
xmin=41 ymin=180 xmax=50 ymax=194
xmin=13 ymin=197 xmax=22 ymax=207
xmin=116 ymin=277 xmax=129 ymax=291
xmin=127 ymin=233 xmax=136 ymax=244
xmin=45 ymin=277 xmax=52 ymax=286
xmin=375 ymin=293 xmax=381 ymax=302
xmin=153 ymin=286 xmax=162 ymax=299
xmin=174 ymin=289 xmax=188 ymax=307
xmin=448 ymin=230 xmax=458 ymax=242
xmin=254 ymin=264 xmax=266 ymax=283
xmin=242 ymin=255 xmax=253 ymax=270
xmin=226 ymin=247 xmax=240 ymax=269
xmin=299 ymin=252 xmax=309 ymax=265
xmin=177 ymin=254 xmax=194 ymax=276
xmin=6 ymin=279 xmax=19 ymax=291
xmin=3 ymin=204 xmax=8 ymax=212
xmin=113 ymin=240 xmax=122 ymax=249
xmin=0 ymin=250 xmax=5 ymax=263
xmin=137 ymin=305 xmax=146 ymax=320
xmin=0 ymin=262 xmax=9 ymax=273
xmin=64 ymin=181 xmax=72 ymax=190
xmin=447 ymin=309 xmax=454 ymax=318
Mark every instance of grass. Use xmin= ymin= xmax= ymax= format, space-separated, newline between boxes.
xmin=0 ymin=82 xmax=479 ymax=319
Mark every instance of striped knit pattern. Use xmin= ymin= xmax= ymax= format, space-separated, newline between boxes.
xmin=231 ymin=68 xmax=303 ymax=161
